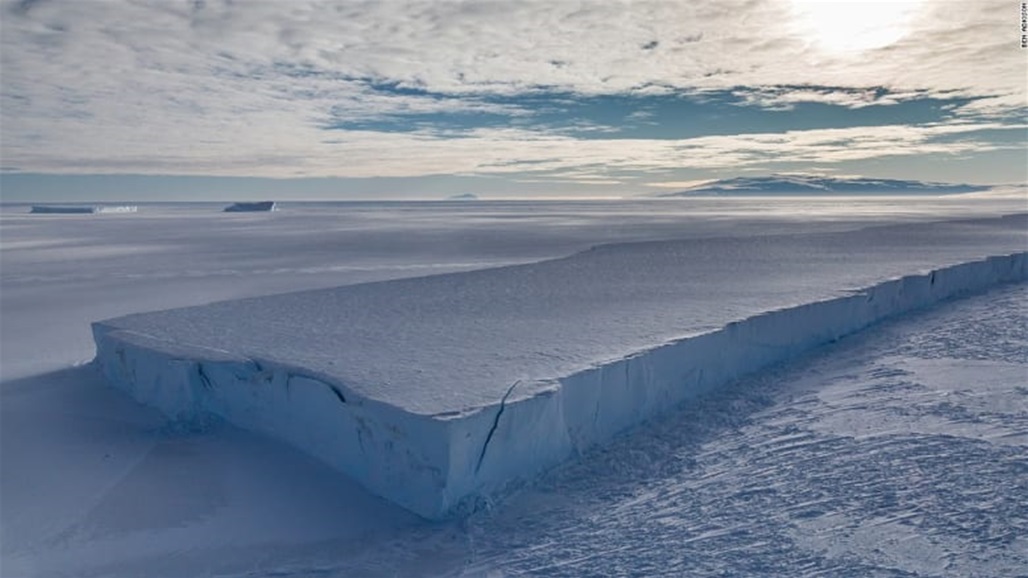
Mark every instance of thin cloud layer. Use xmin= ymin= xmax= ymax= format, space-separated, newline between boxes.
xmin=1 ymin=0 xmax=1024 ymax=187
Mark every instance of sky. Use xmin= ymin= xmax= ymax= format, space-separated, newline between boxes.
xmin=0 ymin=0 xmax=1025 ymax=201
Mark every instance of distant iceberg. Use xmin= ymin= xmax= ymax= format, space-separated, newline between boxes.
xmin=30 ymin=205 xmax=138 ymax=214
xmin=30 ymin=205 xmax=95 ymax=214
xmin=224 ymin=201 xmax=276 ymax=212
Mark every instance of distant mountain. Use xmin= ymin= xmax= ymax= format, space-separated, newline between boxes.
xmin=659 ymin=174 xmax=989 ymax=197
xmin=447 ymin=193 xmax=480 ymax=200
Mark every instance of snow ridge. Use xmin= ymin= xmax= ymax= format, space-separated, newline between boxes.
xmin=92 ymin=252 xmax=1027 ymax=519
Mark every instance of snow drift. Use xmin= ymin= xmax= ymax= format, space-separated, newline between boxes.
xmin=91 ymin=216 xmax=1028 ymax=519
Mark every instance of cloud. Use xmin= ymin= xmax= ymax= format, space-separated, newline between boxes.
xmin=4 ymin=117 xmax=1015 ymax=182
xmin=731 ymin=86 xmax=924 ymax=110
xmin=0 ymin=0 xmax=1024 ymax=181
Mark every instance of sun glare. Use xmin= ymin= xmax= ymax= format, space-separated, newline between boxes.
xmin=790 ymin=0 xmax=923 ymax=54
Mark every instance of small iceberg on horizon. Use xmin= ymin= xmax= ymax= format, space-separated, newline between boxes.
xmin=30 ymin=205 xmax=138 ymax=214
xmin=224 ymin=201 xmax=277 ymax=212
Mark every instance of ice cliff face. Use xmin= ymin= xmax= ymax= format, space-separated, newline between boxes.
xmin=91 ymin=217 xmax=1027 ymax=519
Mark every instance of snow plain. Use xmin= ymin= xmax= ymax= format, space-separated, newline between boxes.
xmin=2 ymin=196 xmax=1026 ymax=577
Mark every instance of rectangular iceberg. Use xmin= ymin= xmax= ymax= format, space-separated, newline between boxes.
xmin=91 ymin=215 xmax=1027 ymax=518
xmin=30 ymin=205 xmax=138 ymax=214
xmin=223 ymin=201 xmax=276 ymax=212
xmin=30 ymin=205 xmax=97 ymax=214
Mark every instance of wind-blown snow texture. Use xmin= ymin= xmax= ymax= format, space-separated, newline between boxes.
xmin=92 ymin=215 xmax=1027 ymax=519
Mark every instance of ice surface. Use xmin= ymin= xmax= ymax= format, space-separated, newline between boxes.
xmin=92 ymin=214 xmax=1028 ymax=518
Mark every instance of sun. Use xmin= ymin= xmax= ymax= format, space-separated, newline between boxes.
xmin=790 ymin=0 xmax=923 ymax=54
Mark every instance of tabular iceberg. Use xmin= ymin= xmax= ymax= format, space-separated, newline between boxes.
xmin=223 ymin=201 xmax=276 ymax=212
xmin=30 ymin=205 xmax=138 ymax=214
xmin=91 ymin=215 xmax=1028 ymax=519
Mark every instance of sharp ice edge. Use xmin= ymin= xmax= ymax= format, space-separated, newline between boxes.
xmin=91 ymin=252 xmax=1027 ymax=519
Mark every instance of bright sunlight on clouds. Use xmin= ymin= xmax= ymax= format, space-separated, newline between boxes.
xmin=789 ymin=0 xmax=924 ymax=54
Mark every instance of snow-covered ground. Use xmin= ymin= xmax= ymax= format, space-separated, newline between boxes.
xmin=1 ymin=197 xmax=1026 ymax=576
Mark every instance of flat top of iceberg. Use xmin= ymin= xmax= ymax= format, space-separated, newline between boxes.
xmin=96 ymin=214 xmax=1026 ymax=416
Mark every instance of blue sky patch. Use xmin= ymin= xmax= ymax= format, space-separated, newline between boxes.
xmin=323 ymin=84 xmax=980 ymax=141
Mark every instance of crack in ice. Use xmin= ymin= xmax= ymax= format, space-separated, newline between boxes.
xmin=476 ymin=380 xmax=521 ymax=475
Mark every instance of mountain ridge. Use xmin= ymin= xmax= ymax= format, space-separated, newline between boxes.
xmin=659 ymin=174 xmax=990 ymax=197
